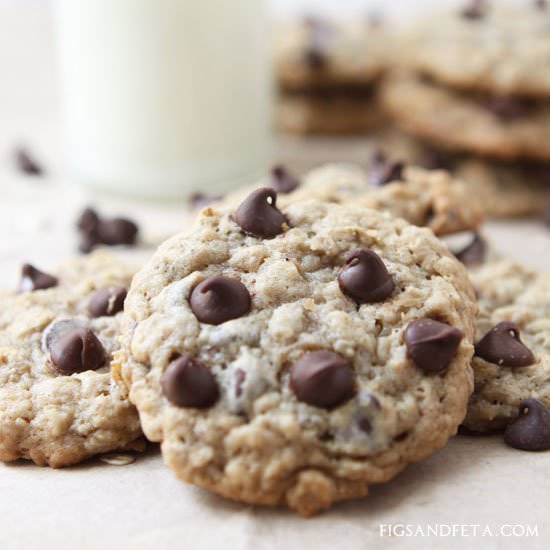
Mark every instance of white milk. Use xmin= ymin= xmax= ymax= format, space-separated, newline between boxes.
xmin=54 ymin=0 xmax=273 ymax=199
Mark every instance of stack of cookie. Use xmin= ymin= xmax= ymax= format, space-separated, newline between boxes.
xmin=381 ymin=0 xmax=550 ymax=219
xmin=275 ymin=16 xmax=386 ymax=135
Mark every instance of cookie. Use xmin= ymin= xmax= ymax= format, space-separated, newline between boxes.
xmin=463 ymin=258 xmax=550 ymax=432
xmin=374 ymin=130 xmax=550 ymax=218
xmin=381 ymin=73 xmax=550 ymax=161
xmin=115 ymin=193 xmax=476 ymax=515
xmin=212 ymin=163 xmax=483 ymax=236
xmin=0 ymin=251 xmax=142 ymax=467
xmin=277 ymin=90 xmax=383 ymax=135
xmin=403 ymin=2 xmax=550 ymax=98
xmin=275 ymin=17 xmax=385 ymax=90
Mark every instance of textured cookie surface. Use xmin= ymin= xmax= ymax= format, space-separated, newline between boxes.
xmin=0 ymin=252 xmax=142 ymax=467
xmin=382 ymin=73 xmax=550 ymax=161
xmin=404 ymin=3 xmax=550 ymax=97
xmin=214 ymin=163 xmax=483 ymax=236
xmin=464 ymin=259 xmax=550 ymax=432
xmin=116 ymin=197 xmax=476 ymax=515
xmin=276 ymin=18 xmax=385 ymax=90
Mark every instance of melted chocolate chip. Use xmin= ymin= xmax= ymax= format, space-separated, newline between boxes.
xmin=189 ymin=276 xmax=251 ymax=325
xmin=15 ymin=147 xmax=43 ymax=176
xmin=504 ymin=399 xmax=550 ymax=451
xmin=461 ymin=0 xmax=486 ymax=19
xmin=76 ymin=207 xmax=139 ymax=253
xmin=50 ymin=328 xmax=106 ymax=375
xmin=290 ymin=350 xmax=355 ymax=409
xmin=233 ymin=188 xmax=287 ymax=239
xmin=338 ymin=248 xmax=395 ymax=303
xmin=89 ymin=287 xmax=127 ymax=318
xmin=475 ymin=321 xmax=535 ymax=367
xmin=18 ymin=264 xmax=58 ymax=293
xmin=485 ymin=96 xmax=531 ymax=122
xmin=189 ymin=192 xmax=222 ymax=210
xmin=161 ymin=355 xmax=219 ymax=408
xmin=454 ymin=233 xmax=487 ymax=266
xmin=269 ymin=165 xmax=300 ymax=194
xmin=368 ymin=150 xmax=404 ymax=186
xmin=405 ymin=319 xmax=463 ymax=373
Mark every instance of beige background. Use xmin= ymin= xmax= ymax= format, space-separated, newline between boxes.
xmin=0 ymin=4 xmax=549 ymax=550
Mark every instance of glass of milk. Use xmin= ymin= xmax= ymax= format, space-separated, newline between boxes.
xmin=53 ymin=0 xmax=273 ymax=199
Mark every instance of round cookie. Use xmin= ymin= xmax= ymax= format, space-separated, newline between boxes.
xmin=276 ymin=17 xmax=385 ymax=90
xmin=463 ymin=259 xmax=550 ymax=432
xmin=381 ymin=73 xmax=550 ymax=161
xmin=115 ymin=193 xmax=476 ymax=515
xmin=0 ymin=251 xmax=142 ymax=467
xmin=404 ymin=2 xmax=550 ymax=98
xmin=212 ymin=163 xmax=483 ymax=237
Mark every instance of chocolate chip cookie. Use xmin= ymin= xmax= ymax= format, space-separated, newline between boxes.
xmin=115 ymin=192 xmax=476 ymax=515
xmin=381 ymin=73 xmax=550 ymax=161
xmin=404 ymin=1 xmax=550 ymax=98
xmin=0 ymin=251 xmax=142 ymax=467
xmin=463 ymin=259 xmax=550 ymax=434
xmin=214 ymin=162 xmax=483 ymax=236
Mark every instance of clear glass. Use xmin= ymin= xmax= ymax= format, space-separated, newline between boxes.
xmin=54 ymin=0 xmax=273 ymax=199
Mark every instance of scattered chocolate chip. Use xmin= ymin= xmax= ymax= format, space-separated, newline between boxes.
xmin=189 ymin=192 xmax=222 ymax=210
xmin=368 ymin=150 xmax=404 ymax=186
xmin=18 ymin=264 xmax=58 ymax=293
xmin=76 ymin=207 xmax=139 ymax=253
xmin=189 ymin=275 xmax=251 ymax=325
xmin=358 ymin=417 xmax=372 ymax=434
xmin=454 ymin=233 xmax=487 ymax=266
xmin=269 ymin=165 xmax=300 ymax=194
xmin=461 ymin=0 xmax=486 ymax=19
xmin=50 ymin=327 xmax=106 ymax=375
xmin=338 ymin=248 xmax=395 ymax=303
xmin=89 ymin=287 xmax=127 ymax=318
xmin=98 ymin=218 xmax=138 ymax=246
xmin=405 ymin=319 xmax=463 ymax=373
xmin=233 ymin=188 xmax=287 ymax=239
xmin=161 ymin=355 xmax=219 ymax=408
xmin=15 ymin=147 xmax=43 ymax=176
xmin=475 ymin=321 xmax=535 ymax=367
xmin=504 ymin=399 xmax=550 ymax=451
xmin=485 ymin=96 xmax=531 ymax=122
xmin=290 ymin=350 xmax=355 ymax=409
xmin=235 ymin=368 xmax=246 ymax=397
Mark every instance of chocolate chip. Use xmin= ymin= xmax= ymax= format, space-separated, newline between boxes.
xmin=485 ymin=96 xmax=531 ymax=121
xmin=49 ymin=328 xmax=106 ymax=375
xmin=269 ymin=165 xmax=300 ymax=194
xmin=76 ymin=207 xmax=139 ymax=253
xmin=338 ymin=248 xmax=395 ymax=303
xmin=304 ymin=47 xmax=326 ymax=70
xmin=89 ymin=287 xmax=127 ymax=318
xmin=358 ymin=417 xmax=372 ymax=434
xmin=405 ymin=319 xmax=463 ymax=373
xmin=233 ymin=188 xmax=287 ymax=239
xmin=189 ymin=276 xmax=251 ymax=325
xmin=475 ymin=321 xmax=535 ymax=367
xmin=454 ymin=233 xmax=487 ymax=266
xmin=161 ymin=355 xmax=219 ymax=408
xmin=461 ymin=0 xmax=486 ymax=19
xmin=504 ymin=399 xmax=550 ymax=451
xmin=98 ymin=218 xmax=138 ymax=246
xmin=18 ymin=264 xmax=58 ymax=293
xmin=368 ymin=150 xmax=404 ymax=186
xmin=290 ymin=350 xmax=355 ymax=409
xmin=15 ymin=147 xmax=43 ymax=176
xmin=189 ymin=192 xmax=222 ymax=210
